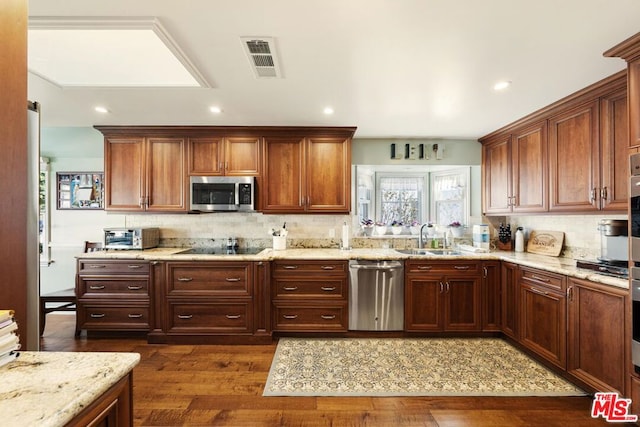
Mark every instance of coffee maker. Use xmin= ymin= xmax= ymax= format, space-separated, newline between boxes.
xmin=576 ymin=219 xmax=628 ymax=278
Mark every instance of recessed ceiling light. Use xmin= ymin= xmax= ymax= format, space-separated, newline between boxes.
xmin=209 ymin=106 xmax=222 ymax=114
xmin=493 ymin=81 xmax=512 ymax=91
xmin=323 ymin=107 xmax=334 ymax=115
xmin=94 ymin=106 xmax=109 ymax=113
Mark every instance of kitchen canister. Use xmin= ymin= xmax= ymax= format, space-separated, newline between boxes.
xmin=273 ymin=236 xmax=286 ymax=250
xmin=515 ymin=227 xmax=525 ymax=252
xmin=472 ymin=224 xmax=490 ymax=250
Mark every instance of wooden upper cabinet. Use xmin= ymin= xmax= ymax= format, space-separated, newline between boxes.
xmin=512 ymin=121 xmax=547 ymax=212
xmin=261 ymin=133 xmax=353 ymax=213
xmin=104 ymin=136 xmax=186 ymax=212
xmin=306 ymin=137 xmax=351 ymax=212
xmin=482 ymin=135 xmax=511 ymax=214
xmin=105 ymin=137 xmax=145 ymax=211
xmin=146 ymin=138 xmax=187 ymax=212
xmin=261 ymin=136 xmax=306 ymax=212
xmin=187 ymin=136 xmax=260 ymax=176
xmin=548 ymin=100 xmax=600 ymax=212
xmin=481 ymin=121 xmax=547 ymax=215
xmin=600 ymin=88 xmax=629 ymax=210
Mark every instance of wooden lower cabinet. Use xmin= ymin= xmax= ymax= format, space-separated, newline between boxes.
xmin=271 ymin=260 xmax=348 ymax=332
xmin=68 ymin=372 xmax=133 ymax=427
xmin=482 ymin=261 xmax=501 ymax=331
xmin=163 ymin=261 xmax=255 ymax=337
xmin=405 ymin=260 xmax=482 ymax=332
xmin=519 ymin=266 xmax=567 ymax=369
xmin=76 ymin=259 xmax=152 ymax=333
xmin=501 ymin=262 xmax=519 ymax=340
xmin=567 ymin=277 xmax=627 ymax=393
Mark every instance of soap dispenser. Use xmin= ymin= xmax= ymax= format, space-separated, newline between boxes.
xmin=515 ymin=227 xmax=525 ymax=253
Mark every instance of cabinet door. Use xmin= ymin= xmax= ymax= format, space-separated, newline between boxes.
xmin=482 ymin=261 xmax=501 ymax=331
xmin=512 ymin=121 xmax=548 ymax=212
xmin=482 ymin=135 xmax=512 ymax=214
xmin=224 ymin=136 xmax=261 ymax=176
xmin=520 ymin=282 xmax=567 ymax=369
xmin=405 ymin=277 xmax=442 ymax=331
xmin=104 ymin=137 xmax=145 ymax=211
xmin=567 ymin=278 xmax=626 ymax=393
xmin=305 ymin=136 xmax=351 ymax=212
xmin=600 ymin=88 xmax=629 ymax=211
xmin=146 ymin=138 xmax=187 ymax=212
xmin=188 ymin=137 xmax=223 ymax=175
xmin=501 ymin=262 xmax=519 ymax=340
xmin=444 ymin=276 xmax=481 ymax=331
xmin=261 ymin=136 xmax=305 ymax=212
xmin=548 ymin=101 xmax=600 ymax=212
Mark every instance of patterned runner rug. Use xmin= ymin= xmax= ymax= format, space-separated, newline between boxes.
xmin=263 ymin=337 xmax=586 ymax=397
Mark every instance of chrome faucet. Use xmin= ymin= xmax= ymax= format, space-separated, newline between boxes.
xmin=418 ymin=223 xmax=428 ymax=248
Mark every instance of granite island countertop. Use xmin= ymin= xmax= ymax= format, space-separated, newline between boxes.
xmin=0 ymin=351 xmax=140 ymax=427
xmin=78 ymin=247 xmax=628 ymax=289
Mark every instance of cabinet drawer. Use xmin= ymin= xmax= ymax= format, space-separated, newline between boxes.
xmin=272 ymin=278 xmax=347 ymax=299
xmin=168 ymin=265 xmax=251 ymax=296
xmin=405 ymin=260 xmax=480 ymax=274
xmin=78 ymin=259 xmax=149 ymax=275
xmin=77 ymin=305 xmax=150 ymax=330
xmin=520 ymin=266 xmax=565 ymax=292
xmin=272 ymin=260 xmax=347 ymax=276
xmin=167 ymin=302 xmax=252 ymax=333
xmin=77 ymin=276 xmax=149 ymax=298
xmin=272 ymin=305 xmax=347 ymax=331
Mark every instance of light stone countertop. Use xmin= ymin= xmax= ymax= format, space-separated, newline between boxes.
xmin=78 ymin=247 xmax=629 ymax=289
xmin=0 ymin=351 xmax=140 ymax=427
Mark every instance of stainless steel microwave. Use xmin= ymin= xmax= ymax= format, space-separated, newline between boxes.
xmin=104 ymin=227 xmax=160 ymax=250
xmin=189 ymin=176 xmax=255 ymax=212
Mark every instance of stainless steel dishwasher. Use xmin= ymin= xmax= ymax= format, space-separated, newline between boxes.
xmin=348 ymin=260 xmax=404 ymax=331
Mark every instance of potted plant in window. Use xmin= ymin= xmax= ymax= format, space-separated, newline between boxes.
xmin=409 ymin=220 xmax=421 ymax=235
xmin=391 ymin=220 xmax=404 ymax=235
xmin=361 ymin=218 xmax=374 ymax=236
xmin=448 ymin=221 xmax=464 ymax=237
xmin=374 ymin=221 xmax=387 ymax=236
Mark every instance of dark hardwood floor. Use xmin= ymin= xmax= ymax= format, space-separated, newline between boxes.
xmin=40 ymin=314 xmax=619 ymax=426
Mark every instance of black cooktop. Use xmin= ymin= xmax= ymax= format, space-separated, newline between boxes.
xmin=177 ymin=247 xmax=264 ymax=255
xmin=576 ymin=259 xmax=628 ymax=279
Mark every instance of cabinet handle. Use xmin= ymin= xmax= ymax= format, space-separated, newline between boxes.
xmin=530 ymin=274 xmax=550 ymax=283
xmin=89 ymin=285 xmax=105 ymax=290
xmin=600 ymin=187 xmax=608 ymax=202
xmin=128 ymin=313 xmax=143 ymax=318
xmin=589 ymin=188 xmax=597 ymax=204
xmin=87 ymin=264 xmax=106 ymax=269
xmin=127 ymin=285 xmax=143 ymax=290
xmin=529 ymin=286 xmax=549 ymax=296
xmin=139 ymin=197 xmax=145 ymax=208
xmin=321 ymin=266 xmax=335 ymax=270
xmin=483 ymin=266 xmax=488 ymax=278
xmin=283 ymin=286 xmax=299 ymax=291
xmin=283 ymin=314 xmax=298 ymax=319
xmin=446 ymin=282 xmax=450 ymax=292
xmin=417 ymin=265 xmax=432 ymax=270
xmin=439 ymin=281 xmax=444 ymax=293
xmin=283 ymin=265 xmax=299 ymax=270
xmin=225 ymin=277 xmax=241 ymax=282
xmin=177 ymin=277 xmax=193 ymax=282
xmin=321 ymin=286 xmax=336 ymax=291
xmin=178 ymin=314 xmax=193 ymax=320
xmin=567 ymin=286 xmax=573 ymax=301
xmin=127 ymin=264 xmax=143 ymax=269
xmin=150 ymin=261 xmax=159 ymax=266
xmin=225 ymin=314 xmax=241 ymax=319
xmin=454 ymin=265 xmax=470 ymax=270
xmin=321 ymin=314 xmax=336 ymax=320
xmin=90 ymin=313 xmax=105 ymax=318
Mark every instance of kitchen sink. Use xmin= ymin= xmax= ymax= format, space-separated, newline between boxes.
xmin=395 ymin=249 xmax=462 ymax=256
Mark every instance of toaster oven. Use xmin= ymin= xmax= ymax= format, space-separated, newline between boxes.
xmin=103 ymin=227 xmax=160 ymax=250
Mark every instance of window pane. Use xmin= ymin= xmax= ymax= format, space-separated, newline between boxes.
xmin=378 ymin=176 xmax=423 ymax=224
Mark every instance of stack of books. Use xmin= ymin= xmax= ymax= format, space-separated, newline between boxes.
xmin=0 ymin=310 xmax=20 ymax=367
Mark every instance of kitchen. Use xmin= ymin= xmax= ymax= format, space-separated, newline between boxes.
xmin=4 ymin=1 xmax=640 ymax=426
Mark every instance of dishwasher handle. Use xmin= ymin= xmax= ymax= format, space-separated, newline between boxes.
xmin=350 ymin=261 xmax=403 ymax=271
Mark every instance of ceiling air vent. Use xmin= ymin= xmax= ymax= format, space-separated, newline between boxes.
xmin=241 ymin=37 xmax=282 ymax=78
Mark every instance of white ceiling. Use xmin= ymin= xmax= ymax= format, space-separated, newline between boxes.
xmin=27 ymin=0 xmax=640 ymax=139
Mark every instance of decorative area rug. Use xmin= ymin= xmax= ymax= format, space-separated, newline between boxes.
xmin=263 ymin=337 xmax=586 ymax=397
